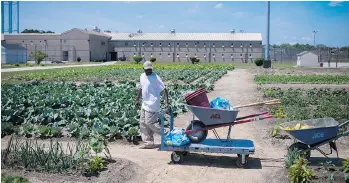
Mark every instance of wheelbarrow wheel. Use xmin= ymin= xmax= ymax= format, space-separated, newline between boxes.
xmin=289 ymin=142 xmax=311 ymax=160
xmin=186 ymin=120 xmax=208 ymax=143
xmin=236 ymin=154 xmax=249 ymax=168
xmin=171 ymin=152 xmax=184 ymax=164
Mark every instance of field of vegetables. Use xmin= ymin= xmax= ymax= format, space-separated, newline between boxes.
xmin=264 ymin=87 xmax=349 ymax=123
xmin=1 ymin=63 xmax=233 ymax=140
xmin=255 ymin=74 xmax=349 ymax=84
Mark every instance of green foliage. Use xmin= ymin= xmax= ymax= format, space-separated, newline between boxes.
xmin=270 ymin=105 xmax=286 ymax=118
xmin=254 ymin=57 xmax=264 ymax=66
xmin=1 ymin=122 xmax=17 ymax=137
xmin=1 ymin=175 xmax=31 ymax=183
xmin=150 ymin=56 xmax=156 ymax=62
xmin=29 ymin=51 xmax=48 ymax=64
xmin=263 ymin=87 xmax=349 ymax=122
xmin=133 ymin=56 xmax=143 ymax=64
xmin=195 ymin=58 xmax=200 ymax=63
xmin=343 ymin=158 xmax=349 ymax=173
xmin=288 ymin=158 xmax=315 ymax=183
xmin=21 ymin=29 xmax=54 ymax=33
xmin=88 ymin=156 xmax=105 ymax=174
xmin=255 ymin=74 xmax=349 ymax=84
xmin=268 ymin=121 xmax=282 ymax=137
xmin=1 ymin=137 xmax=90 ymax=174
xmin=284 ymin=147 xmax=300 ymax=169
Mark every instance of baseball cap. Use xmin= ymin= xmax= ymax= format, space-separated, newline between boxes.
xmin=143 ymin=61 xmax=153 ymax=69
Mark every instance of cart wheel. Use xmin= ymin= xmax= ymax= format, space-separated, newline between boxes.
xmin=289 ymin=142 xmax=311 ymax=160
xmin=186 ymin=120 xmax=208 ymax=143
xmin=236 ymin=154 xmax=249 ymax=168
xmin=171 ymin=152 xmax=184 ymax=164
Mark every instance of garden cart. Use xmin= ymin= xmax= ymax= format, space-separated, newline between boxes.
xmin=280 ymin=118 xmax=349 ymax=160
xmin=159 ymin=105 xmax=273 ymax=168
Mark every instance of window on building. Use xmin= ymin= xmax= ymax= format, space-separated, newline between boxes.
xmin=22 ymin=41 xmax=24 ymax=43
xmin=250 ymin=54 xmax=251 ymax=56
xmin=101 ymin=42 xmax=106 ymax=46
xmin=133 ymin=42 xmax=136 ymax=46
xmin=168 ymin=53 xmax=170 ymax=55
xmin=142 ymin=53 xmax=144 ymax=55
xmin=124 ymin=42 xmax=128 ymax=46
xmin=151 ymin=43 xmax=153 ymax=46
xmin=177 ymin=53 xmax=179 ymax=55
xmin=168 ymin=43 xmax=171 ymax=46
xmin=222 ymin=43 xmax=224 ymax=47
xmin=250 ymin=43 xmax=252 ymax=47
xmin=213 ymin=54 xmax=215 ymax=56
xmin=177 ymin=43 xmax=179 ymax=46
xmin=240 ymin=54 xmax=242 ymax=56
xmin=142 ymin=43 xmax=145 ymax=46
xmin=186 ymin=43 xmax=188 ymax=47
xmin=159 ymin=53 xmax=161 ymax=55
xmin=194 ymin=43 xmax=197 ymax=46
xmin=159 ymin=43 xmax=162 ymax=46
xmin=222 ymin=54 xmax=224 ymax=56
xmin=231 ymin=43 xmax=234 ymax=47
xmin=204 ymin=43 xmax=206 ymax=46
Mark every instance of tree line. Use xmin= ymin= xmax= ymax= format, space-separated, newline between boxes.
xmin=263 ymin=43 xmax=349 ymax=51
xmin=21 ymin=29 xmax=55 ymax=33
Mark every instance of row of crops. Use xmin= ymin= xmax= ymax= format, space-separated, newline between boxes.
xmin=255 ymin=74 xmax=349 ymax=84
xmin=1 ymin=63 xmax=233 ymax=140
xmin=264 ymin=87 xmax=349 ymax=123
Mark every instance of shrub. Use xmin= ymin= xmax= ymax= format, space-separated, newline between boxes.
xmin=77 ymin=57 xmax=81 ymax=62
xmin=254 ymin=57 xmax=264 ymax=67
xmin=190 ymin=57 xmax=196 ymax=64
xmin=150 ymin=56 xmax=156 ymax=62
xmin=195 ymin=58 xmax=200 ymax=63
xmin=288 ymin=158 xmax=315 ymax=183
xmin=29 ymin=51 xmax=48 ymax=64
xmin=133 ymin=56 xmax=143 ymax=64
xmin=15 ymin=63 xmax=20 ymax=67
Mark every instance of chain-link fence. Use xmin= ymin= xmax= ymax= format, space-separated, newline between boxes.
xmin=263 ymin=47 xmax=349 ymax=63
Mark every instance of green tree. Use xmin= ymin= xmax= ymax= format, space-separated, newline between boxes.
xmin=21 ymin=29 xmax=55 ymax=33
xmin=30 ymin=51 xmax=48 ymax=64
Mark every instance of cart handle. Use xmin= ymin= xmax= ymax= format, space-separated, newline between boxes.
xmin=338 ymin=120 xmax=349 ymax=136
xmin=338 ymin=120 xmax=349 ymax=128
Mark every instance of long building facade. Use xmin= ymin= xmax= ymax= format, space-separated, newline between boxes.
xmin=1 ymin=28 xmax=263 ymax=63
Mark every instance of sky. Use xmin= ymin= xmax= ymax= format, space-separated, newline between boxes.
xmin=8 ymin=1 xmax=349 ymax=47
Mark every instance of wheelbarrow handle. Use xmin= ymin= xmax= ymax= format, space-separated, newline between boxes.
xmin=338 ymin=120 xmax=349 ymax=128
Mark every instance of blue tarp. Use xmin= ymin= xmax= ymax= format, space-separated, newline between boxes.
xmin=164 ymin=128 xmax=190 ymax=147
xmin=210 ymin=97 xmax=231 ymax=110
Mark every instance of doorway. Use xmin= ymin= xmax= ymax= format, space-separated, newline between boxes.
xmin=63 ymin=51 xmax=68 ymax=61
xmin=110 ymin=52 xmax=118 ymax=61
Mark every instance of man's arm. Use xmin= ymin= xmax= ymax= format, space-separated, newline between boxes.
xmin=163 ymin=88 xmax=169 ymax=108
xmin=135 ymin=88 xmax=142 ymax=108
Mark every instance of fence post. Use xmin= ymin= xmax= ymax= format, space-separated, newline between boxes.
xmin=336 ymin=47 xmax=339 ymax=68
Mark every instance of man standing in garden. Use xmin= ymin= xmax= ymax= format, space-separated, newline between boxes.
xmin=135 ymin=61 xmax=170 ymax=149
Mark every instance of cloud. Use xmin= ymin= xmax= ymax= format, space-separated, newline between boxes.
xmin=328 ymin=1 xmax=344 ymax=7
xmin=301 ymin=37 xmax=312 ymax=41
xmin=136 ymin=15 xmax=143 ymax=19
xmin=214 ymin=3 xmax=223 ymax=9
xmin=187 ymin=4 xmax=200 ymax=14
xmin=231 ymin=12 xmax=247 ymax=18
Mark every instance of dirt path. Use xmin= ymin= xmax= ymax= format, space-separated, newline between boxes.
xmin=1 ymin=69 xmax=289 ymax=183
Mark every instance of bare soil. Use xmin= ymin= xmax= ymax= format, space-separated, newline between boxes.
xmin=260 ymin=84 xmax=349 ymax=91
xmin=2 ymin=68 xmax=349 ymax=183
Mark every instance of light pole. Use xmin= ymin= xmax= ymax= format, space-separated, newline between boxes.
xmin=264 ymin=1 xmax=271 ymax=68
xmin=312 ymin=30 xmax=318 ymax=47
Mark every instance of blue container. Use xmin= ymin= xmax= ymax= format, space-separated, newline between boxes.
xmin=281 ymin=118 xmax=339 ymax=146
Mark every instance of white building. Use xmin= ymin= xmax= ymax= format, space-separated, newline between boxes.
xmin=296 ymin=51 xmax=319 ymax=67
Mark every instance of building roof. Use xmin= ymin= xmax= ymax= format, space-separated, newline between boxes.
xmin=61 ymin=28 xmax=111 ymax=38
xmin=104 ymin=32 xmax=262 ymax=41
xmin=2 ymin=43 xmax=26 ymax=50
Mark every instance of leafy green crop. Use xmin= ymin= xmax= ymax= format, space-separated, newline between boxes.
xmin=1 ymin=65 xmax=232 ymax=140
xmin=263 ymin=87 xmax=349 ymax=122
xmin=255 ymin=74 xmax=349 ymax=84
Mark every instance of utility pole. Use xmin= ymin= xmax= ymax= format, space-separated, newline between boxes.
xmin=313 ymin=30 xmax=318 ymax=47
xmin=263 ymin=1 xmax=271 ymax=68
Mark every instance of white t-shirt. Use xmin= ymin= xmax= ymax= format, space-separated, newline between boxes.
xmin=139 ymin=72 xmax=165 ymax=112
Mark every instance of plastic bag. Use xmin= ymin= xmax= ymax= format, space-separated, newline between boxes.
xmin=164 ymin=128 xmax=190 ymax=147
xmin=210 ymin=97 xmax=231 ymax=110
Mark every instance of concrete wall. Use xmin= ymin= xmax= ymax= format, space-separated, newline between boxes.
xmin=61 ymin=29 xmax=90 ymax=61
xmin=89 ymin=34 xmax=109 ymax=61
xmin=111 ymin=40 xmax=263 ymax=62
